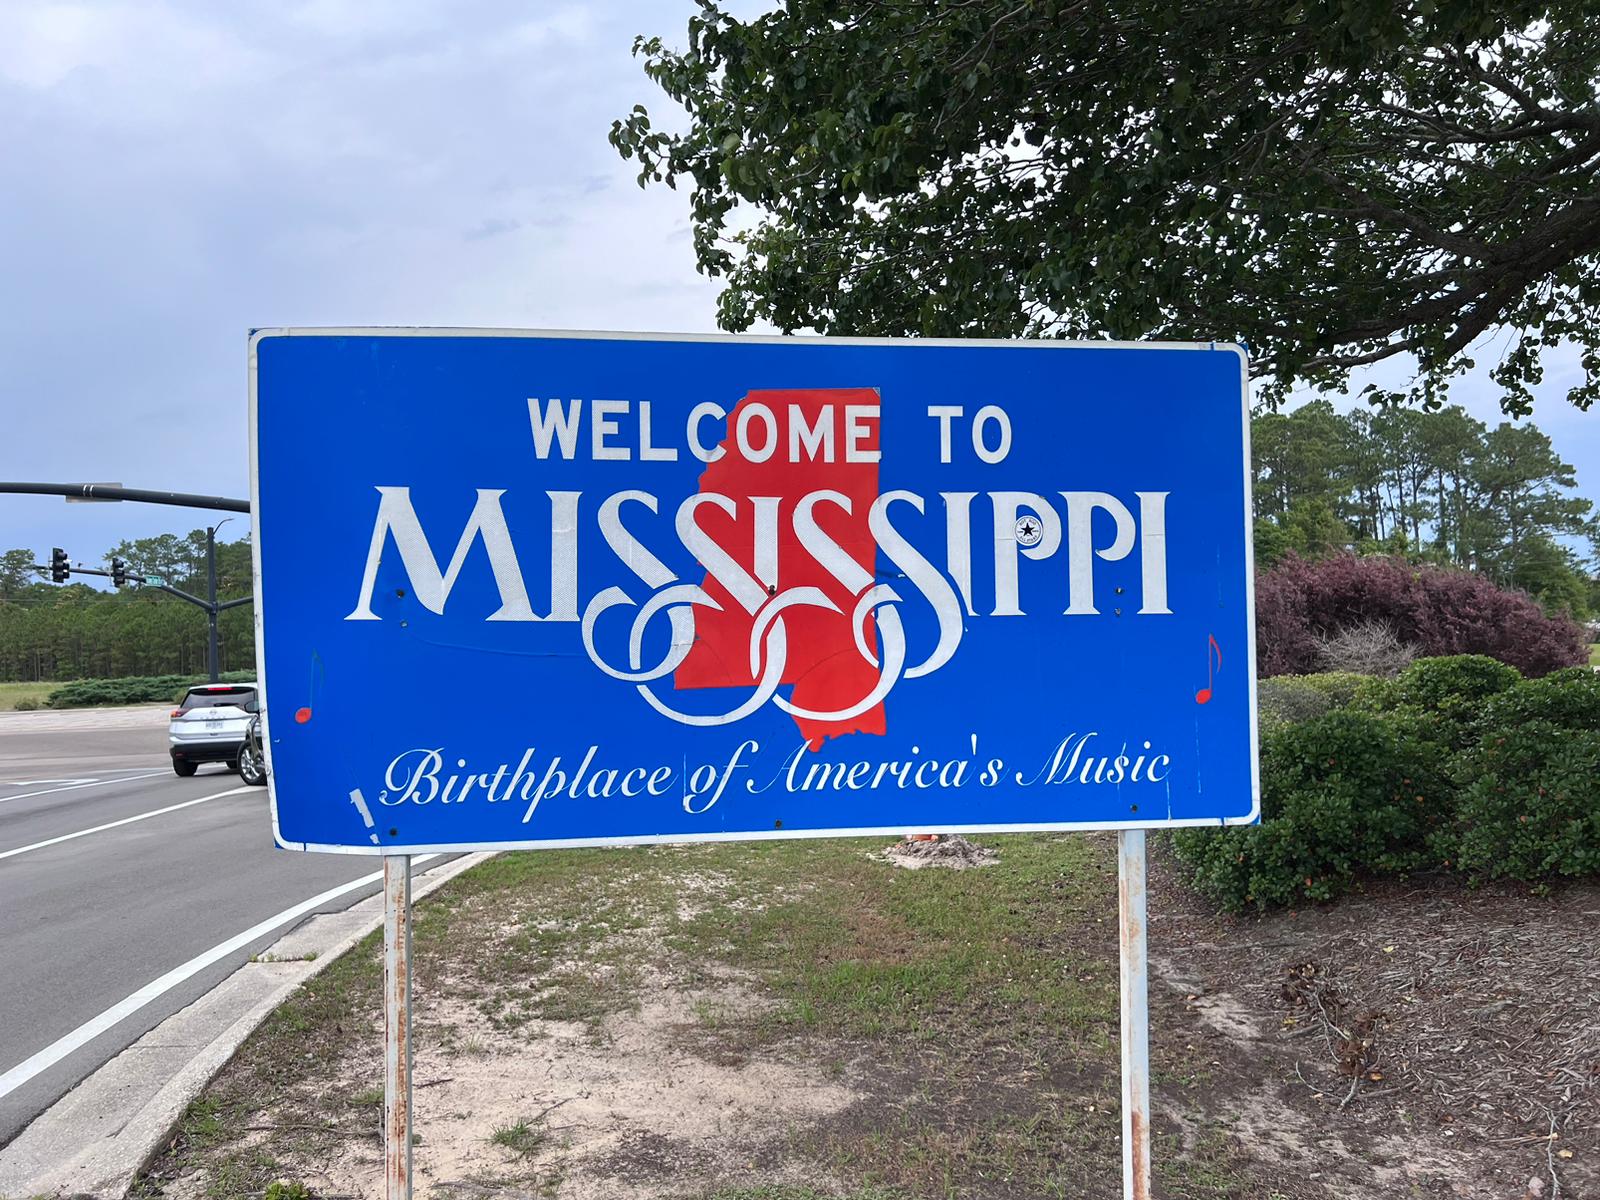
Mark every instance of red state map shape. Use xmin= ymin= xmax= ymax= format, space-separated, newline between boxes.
xmin=673 ymin=388 xmax=884 ymax=749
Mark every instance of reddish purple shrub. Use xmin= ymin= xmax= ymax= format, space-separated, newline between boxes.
xmin=1255 ymin=555 xmax=1589 ymax=678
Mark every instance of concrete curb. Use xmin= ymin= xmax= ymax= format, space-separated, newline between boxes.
xmin=0 ymin=852 xmax=493 ymax=1199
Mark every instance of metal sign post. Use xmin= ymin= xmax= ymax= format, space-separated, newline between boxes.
xmin=250 ymin=327 xmax=1260 ymax=1198
xmin=382 ymin=855 xmax=413 ymax=1200
xmin=1118 ymin=829 xmax=1151 ymax=1200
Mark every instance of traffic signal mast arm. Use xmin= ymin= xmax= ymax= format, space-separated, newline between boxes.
xmin=36 ymin=560 xmax=180 ymax=599
xmin=34 ymin=560 xmax=241 ymax=611
xmin=1 ymin=482 xmax=248 ymax=512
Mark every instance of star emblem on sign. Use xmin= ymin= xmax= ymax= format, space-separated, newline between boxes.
xmin=1015 ymin=516 xmax=1043 ymax=547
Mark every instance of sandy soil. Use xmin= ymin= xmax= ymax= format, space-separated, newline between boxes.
xmin=163 ymin=976 xmax=856 ymax=1200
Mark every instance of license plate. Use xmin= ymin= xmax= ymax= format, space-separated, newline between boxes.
xmin=206 ymin=720 xmax=225 ymax=730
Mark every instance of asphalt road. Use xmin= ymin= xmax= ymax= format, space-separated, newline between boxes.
xmin=0 ymin=706 xmax=407 ymax=1148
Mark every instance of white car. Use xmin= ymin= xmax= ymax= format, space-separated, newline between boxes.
xmin=169 ymin=683 xmax=259 ymax=777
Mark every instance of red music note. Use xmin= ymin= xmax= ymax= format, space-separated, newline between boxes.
xmin=1195 ymin=634 xmax=1221 ymax=705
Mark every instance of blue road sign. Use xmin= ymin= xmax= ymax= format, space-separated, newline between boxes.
xmin=251 ymin=330 xmax=1258 ymax=853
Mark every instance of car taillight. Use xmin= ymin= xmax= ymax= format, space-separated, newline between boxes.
xmin=171 ymin=708 xmax=183 ymax=717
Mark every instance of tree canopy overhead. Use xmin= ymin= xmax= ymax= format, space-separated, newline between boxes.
xmin=612 ymin=1 xmax=1600 ymax=414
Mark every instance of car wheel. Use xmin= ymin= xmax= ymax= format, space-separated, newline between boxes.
xmin=239 ymin=746 xmax=268 ymax=787
xmin=172 ymin=759 xmax=198 ymax=777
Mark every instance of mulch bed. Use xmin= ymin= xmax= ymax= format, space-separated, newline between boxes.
xmin=1150 ymin=848 xmax=1600 ymax=1199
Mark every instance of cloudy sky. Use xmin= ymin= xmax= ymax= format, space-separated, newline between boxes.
xmin=1 ymin=0 xmax=1595 ymax=578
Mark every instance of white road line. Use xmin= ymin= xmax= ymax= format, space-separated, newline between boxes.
xmin=0 ymin=772 xmax=168 ymax=805
xmin=0 ymin=853 xmax=438 ymax=1102
xmin=2 ymin=769 xmax=159 ymax=787
xmin=0 ymin=787 xmax=251 ymax=862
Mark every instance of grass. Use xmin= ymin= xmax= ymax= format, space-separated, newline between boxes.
xmin=396 ymin=834 xmax=1120 ymax=1052
xmin=814 ymin=1094 xmax=1115 ymax=1199
xmin=0 ymin=681 xmax=56 ymax=710
xmin=667 ymin=836 xmax=1118 ymax=1047
xmin=134 ymin=926 xmax=388 ymax=1196
xmin=129 ymin=1097 xmax=291 ymax=1200
xmin=491 ymin=1117 xmax=548 ymax=1158
xmin=138 ymin=836 xmax=1259 ymax=1199
xmin=1589 ymin=642 xmax=1599 ymax=667
xmin=174 ymin=1096 xmax=229 ymax=1148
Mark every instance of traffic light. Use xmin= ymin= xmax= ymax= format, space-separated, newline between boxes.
xmin=50 ymin=547 xmax=70 ymax=583
xmin=111 ymin=557 xmax=127 ymax=588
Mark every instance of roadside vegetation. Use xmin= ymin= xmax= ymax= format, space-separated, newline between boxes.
xmin=0 ymin=531 xmax=253 ymax=684
xmin=139 ymin=836 xmax=1257 ymax=1199
xmin=0 ymin=673 xmax=256 ymax=711
xmin=39 ymin=671 xmax=256 ymax=709
xmin=136 ymin=827 xmax=1597 ymax=1199
xmin=1256 ymin=553 xmax=1590 ymax=678
xmin=0 ymin=681 xmax=58 ymax=711
xmin=1177 ymin=656 xmax=1600 ymax=911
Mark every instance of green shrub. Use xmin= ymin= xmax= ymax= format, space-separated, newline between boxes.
xmin=1452 ymin=722 xmax=1600 ymax=881
xmin=1476 ymin=668 xmax=1600 ymax=733
xmin=1538 ymin=665 xmax=1600 ymax=686
xmin=1362 ymin=655 xmax=1522 ymax=748
xmin=1177 ymin=660 xmax=1600 ymax=912
xmin=13 ymin=698 xmax=39 ymax=711
xmin=1387 ymin=655 xmax=1522 ymax=719
xmin=1172 ymin=710 xmax=1450 ymax=911
xmin=1257 ymin=671 xmax=1382 ymax=731
xmin=45 ymin=671 xmax=255 ymax=708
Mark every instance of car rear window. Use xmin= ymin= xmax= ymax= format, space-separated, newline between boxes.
xmin=180 ymin=686 xmax=257 ymax=712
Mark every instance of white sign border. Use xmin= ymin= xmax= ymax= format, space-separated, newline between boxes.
xmin=249 ymin=327 xmax=1260 ymax=855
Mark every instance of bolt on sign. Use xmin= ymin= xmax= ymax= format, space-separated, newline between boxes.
xmin=251 ymin=329 xmax=1259 ymax=851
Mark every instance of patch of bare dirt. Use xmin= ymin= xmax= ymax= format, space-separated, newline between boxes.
xmin=877 ymin=834 xmax=999 ymax=870
xmin=211 ymin=978 xmax=857 ymax=1200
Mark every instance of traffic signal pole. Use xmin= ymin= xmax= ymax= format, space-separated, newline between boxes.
xmin=208 ymin=525 xmax=220 ymax=683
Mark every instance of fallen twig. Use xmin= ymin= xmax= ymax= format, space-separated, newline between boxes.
xmin=1545 ymin=1107 xmax=1563 ymax=1200
xmin=1338 ymin=1070 xmax=1362 ymax=1111
xmin=531 ymin=1095 xmax=574 ymax=1124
